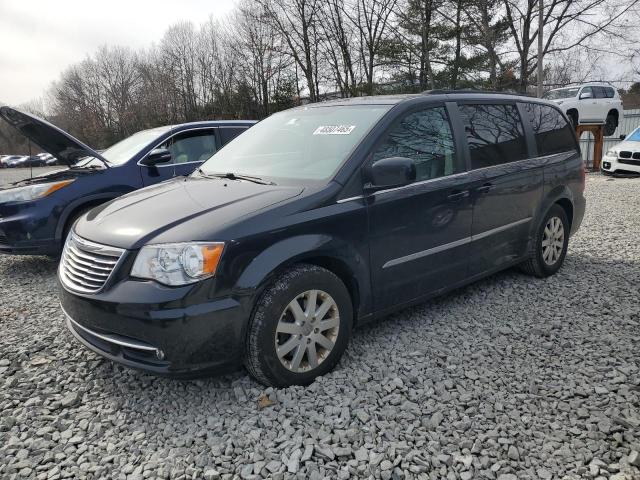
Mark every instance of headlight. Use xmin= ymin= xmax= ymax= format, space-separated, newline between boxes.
xmin=131 ymin=242 xmax=224 ymax=286
xmin=0 ymin=180 xmax=74 ymax=203
xmin=605 ymin=150 xmax=617 ymax=157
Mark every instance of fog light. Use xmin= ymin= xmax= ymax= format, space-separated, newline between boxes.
xmin=155 ymin=349 xmax=165 ymax=360
xmin=602 ymin=162 xmax=611 ymax=169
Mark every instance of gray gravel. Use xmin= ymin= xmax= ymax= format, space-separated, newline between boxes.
xmin=1 ymin=173 xmax=640 ymax=480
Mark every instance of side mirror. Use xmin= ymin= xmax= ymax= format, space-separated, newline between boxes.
xmin=620 ymin=134 xmax=626 ymax=140
xmin=365 ymin=156 xmax=416 ymax=192
xmin=140 ymin=148 xmax=172 ymax=166
xmin=579 ymin=92 xmax=593 ymax=100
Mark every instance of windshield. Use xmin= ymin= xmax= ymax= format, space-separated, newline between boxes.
xmin=627 ymin=128 xmax=640 ymax=142
xmin=199 ymin=105 xmax=392 ymax=183
xmin=101 ymin=126 xmax=171 ymax=165
xmin=543 ymin=88 xmax=579 ymax=100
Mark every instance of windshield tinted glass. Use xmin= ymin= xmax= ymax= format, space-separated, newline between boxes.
xmin=101 ymin=127 xmax=171 ymax=165
xmin=627 ymin=128 xmax=640 ymax=142
xmin=199 ymin=105 xmax=391 ymax=183
xmin=543 ymin=88 xmax=579 ymax=100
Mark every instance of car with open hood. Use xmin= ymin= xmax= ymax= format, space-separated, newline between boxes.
xmin=58 ymin=91 xmax=586 ymax=387
xmin=601 ymin=127 xmax=640 ymax=175
xmin=0 ymin=106 xmax=255 ymax=255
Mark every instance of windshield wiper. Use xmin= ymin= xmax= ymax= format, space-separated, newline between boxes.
xmin=198 ymin=170 xmax=276 ymax=185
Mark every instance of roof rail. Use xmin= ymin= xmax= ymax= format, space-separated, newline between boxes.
xmin=422 ymin=89 xmax=533 ymax=97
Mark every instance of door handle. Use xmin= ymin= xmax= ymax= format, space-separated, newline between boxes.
xmin=476 ymin=183 xmax=492 ymax=194
xmin=447 ymin=190 xmax=470 ymax=201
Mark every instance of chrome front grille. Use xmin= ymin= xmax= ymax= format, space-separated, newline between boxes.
xmin=60 ymin=233 xmax=124 ymax=293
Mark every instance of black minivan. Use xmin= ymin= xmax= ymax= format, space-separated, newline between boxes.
xmin=58 ymin=92 xmax=586 ymax=387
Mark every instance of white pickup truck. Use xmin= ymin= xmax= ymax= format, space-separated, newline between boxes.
xmin=543 ymin=83 xmax=623 ymax=136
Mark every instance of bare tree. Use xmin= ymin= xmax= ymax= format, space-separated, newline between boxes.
xmin=319 ymin=0 xmax=361 ymax=96
xmin=160 ymin=22 xmax=199 ymax=120
xmin=503 ymin=0 xmax=640 ymax=92
xmin=344 ymin=0 xmax=398 ymax=94
xmin=258 ymin=0 xmax=324 ymax=102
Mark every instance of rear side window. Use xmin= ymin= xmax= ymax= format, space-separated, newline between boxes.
xmin=593 ymin=87 xmax=607 ymax=99
xmin=372 ymin=106 xmax=458 ymax=182
xmin=220 ymin=127 xmax=248 ymax=146
xmin=458 ymin=104 xmax=528 ymax=169
xmin=524 ymin=103 xmax=577 ymax=156
xmin=605 ymin=87 xmax=615 ymax=98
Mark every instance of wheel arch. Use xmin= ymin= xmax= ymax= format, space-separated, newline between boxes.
xmin=295 ymin=255 xmax=361 ymax=324
xmin=554 ymin=197 xmax=574 ymax=230
xmin=235 ymin=234 xmax=370 ymax=326
xmin=534 ymin=186 xmax=575 ymax=236
xmin=55 ymin=193 xmax=123 ymax=242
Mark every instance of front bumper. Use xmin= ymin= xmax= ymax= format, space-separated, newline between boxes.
xmin=601 ymin=156 xmax=640 ymax=174
xmin=58 ymin=279 xmax=249 ymax=377
xmin=0 ymin=235 xmax=59 ymax=255
xmin=0 ymin=204 xmax=60 ymax=255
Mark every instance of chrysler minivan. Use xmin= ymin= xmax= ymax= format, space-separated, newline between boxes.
xmin=58 ymin=92 xmax=586 ymax=387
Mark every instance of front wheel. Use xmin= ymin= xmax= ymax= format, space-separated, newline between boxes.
xmin=245 ymin=264 xmax=353 ymax=387
xmin=520 ymin=205 xmax=570 ymax=278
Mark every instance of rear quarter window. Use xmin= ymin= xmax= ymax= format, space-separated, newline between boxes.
xmin=524 ymin=103 xmax=577 ymax=156
xmin=458 ymin=103 xmax=528 ymax=169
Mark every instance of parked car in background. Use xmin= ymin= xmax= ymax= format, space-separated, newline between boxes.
xmin=58 ymin=92 xmax=585 ymax=387
xmin=5 ymin=155 xmax=30 ymax=168
xmin=601 ymin=127 xmax=640 ymax=175
xmin=543 ymin=82 xmax=622 ymax=136
xmin=14 ymin=155 xmax=48 ymax=168
xmin=36 ymin=152 xmax=55 ymax=164
xmin=0 ymin=105 xmax=255 ymax=255
xmin=0 ymin=155 xmax=24 ymax=168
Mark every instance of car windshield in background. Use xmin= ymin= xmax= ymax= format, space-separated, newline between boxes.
xmin=543 ymin=88 xmax=580 ymax=100
xmin=199 ymin=105 xmax=391 ymax=183
xmin=626 ymin=128 xmax=640 ymax=142
xmin=100 ymin=126 xmax=171 ymax=165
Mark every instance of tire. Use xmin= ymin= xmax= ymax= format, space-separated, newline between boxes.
xmin=245 ymin=264 xmax=353 ymax=387
xmin=568 ymin=111 xmax=578 ymax=130
xmin=520 ymin=205 xmax=570 ymax=278
xmin=604 ymin=113 xmax=617 ymax=136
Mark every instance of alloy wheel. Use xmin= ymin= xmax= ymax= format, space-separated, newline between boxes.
xmin=275 ymin=289 xmax=339 ymax=373
xmin=542 ymin=216 xmax=565 ymax=265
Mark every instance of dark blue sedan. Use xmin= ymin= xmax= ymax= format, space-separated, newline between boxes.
xmin=0 ymin=106 xmax=255 ymax=255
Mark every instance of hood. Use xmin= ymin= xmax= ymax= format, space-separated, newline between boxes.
xmin=0 ymin=106 xmax=107 ymax=166
xmin=75 ymin=176 xmax=304 ymax=248
xmin=610 ymin=138 xmax=640 ymax=153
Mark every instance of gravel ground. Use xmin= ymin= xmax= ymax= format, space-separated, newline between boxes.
xmin=1 ymin=174 xmax=639 ymax=480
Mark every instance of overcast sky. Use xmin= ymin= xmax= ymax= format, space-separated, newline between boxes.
xmin=0 ymin=0 xmax=238 ymax=106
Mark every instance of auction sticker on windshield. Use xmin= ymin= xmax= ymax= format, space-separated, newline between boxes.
xmin=313 ymin=125 xmax=356 ymax=135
